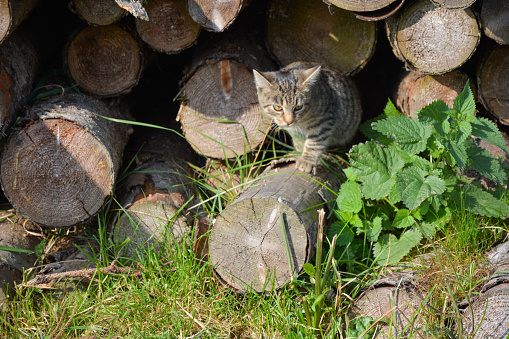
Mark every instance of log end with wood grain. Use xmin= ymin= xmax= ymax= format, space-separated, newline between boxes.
xmin=0 ymin=0 xmax=39 ymax=44
xmin=209 ymin=161 xmax=341 ymax=293
xmin=71 ymin=0 xmax=126 ymax=26
xmin=65 ymin=24 xmax=145 ymax=97
xmin=267 ymin=0 xmax=377 ymax=75
xmin=481 ymin=0 xmax=509 ymax=45
xmin=186 ymin=0 xmax=249 ymax=32
xmin=0 ymin=93 xmax=132 ymax=228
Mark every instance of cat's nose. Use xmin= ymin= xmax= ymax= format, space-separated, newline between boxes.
xmin=283 ymin=114 xmax=294 ymax=125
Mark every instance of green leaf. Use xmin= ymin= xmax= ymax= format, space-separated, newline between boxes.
xmin=365 ymin=217 xmax=382 ymax=242
xmin=443 ymin=140 xmax=468 ymax=169
xmin=336 ymin=180 xmax=362 ymax=214
xmin=384 ymin=99 xmax=404 ymax=117
xmin=359 ymin=119 xmax=394 ymax=146
xmin=373 ymin=230 xmax=423 ymax=264
xmin=396 ymin=167 xmax=446 ymax=210
xmin=453 ymin=120 xmax=472 ymax=144
xmin=392 ymin=209 xmax=415 ymax=229
xmin=418 ymin=221 xmax=437 ymax=238
xmin=302 ymin=262 xmax=315 ymax=277
xmin=372 ymin=116 xmax=431 ymax=155
xmin=0 ymin=245 xmax=35 ymax=254
xmin=466 ymin=141 xmax=507 ymax=184
xmin=453 ymin=80 xmax=475 ymax=117
xmin=451 ymin=185 xmax=509 ymax=218
xmin=349 ymin=142 xmax=405 ymax=200
xmin=328 ymin=223 xmax=355 ymax=246
xmin=471 ymin=117 xmax=509 ymax=155
xmin=418 ymin=100 xmax=450 ymax=135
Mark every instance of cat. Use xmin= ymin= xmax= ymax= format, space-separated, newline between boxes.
xmin=253 ymin=62 xmax=362 ymax=174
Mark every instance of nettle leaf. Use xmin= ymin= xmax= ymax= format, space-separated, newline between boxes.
xmin=349 ymin=142 xmax=405 ymax=200
xmin=452 ymin=119 xmax=472 ymax=144
xmin=418 ymin=100 xmax=450 ymax=135
xmin=392 ymin=209 xmax=415 ymax=229
xmin=302 ymin=263 xmax=315 ymax=277
xmin=453 ymin=80 xmax=475 ymax=117
xmin=373 ymin=230 xmax=423 ymax=264
xmin=443 ymin=140 xmax=468 ymax=169
xmin=396 ymin=167 xmax=446 ymax=210
xmin=471 ymin=117 xmax=509 ymax=155
xmin=327 ymin=222 xmax=355 ymax=246
xmin=384 ymin=99 xmax=404 ymax=117
xmin=365 ymin=217 xmax=382 ymax=242
xmin=372 ymin=117 xmax=431 ymax=155
xmin=359 ymin=119 xmax=394 ymax=146
xmin=336 ymin=180 xmax=363 ymax=214
xmin=466 ymin=141 xmax=507 ymax=184
xmin=451 ymin=185 xmax=509 ymax=218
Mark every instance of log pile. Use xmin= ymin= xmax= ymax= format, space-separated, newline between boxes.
xmin=0 ymin=0 xmax=504 ymax=298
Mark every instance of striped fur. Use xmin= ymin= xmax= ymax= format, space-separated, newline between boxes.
xmin=253 ymin=62 xmax=362 ymax=173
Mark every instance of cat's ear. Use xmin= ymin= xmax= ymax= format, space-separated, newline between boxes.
xmin=253 ymin=69 xmax=273 ymax=89
xmin=299 ymin=65 xmax=322 ymax=86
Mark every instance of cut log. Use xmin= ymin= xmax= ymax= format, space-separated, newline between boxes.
xmin=177 ymin=34 xmax=275 ymax=159
xmin=267 ymin=0 xmax=377 ymax=75
xmin=112 ymin=134 xmax=195 ymax=257
xmin=0 ymin=215 xmax=39 ymax=308
xmin=327 ymin=0 xmax=399 ymax=11
xmin=115 ymin=0 xmax=148 ymax=20
xmin=135 ymin=0 xmax=200 ymax=54
xmin=0 ymin=93 xmax=132 ymax=228
xmin=0 ymin=0 xmax=39 ymax=44
xmin=386 ymin=0 xmax=480 ymax=74
xmin=476 ymin=45 xmax=509 ymax=124
xmin=209 ymin=161 xmax=341 ymax=293
xmin=429 ymin=0 xmax=476 ymax=9
xmin=0 ymin=29 xmax=38 ymax=135
xmin=351 ymin=0 xmax=406 ymax=21
xmin=72 ymin=0 xmax=126 ymax=26
xmin=186 ymin=0 xmax=250 ymax=32
xmin=396 ymin=70 xmax=471 ymax=117
xmin=481 ymin=0 xmax=509 ymax=45
xmin=64 ymin=24 xmax=145 ymax=97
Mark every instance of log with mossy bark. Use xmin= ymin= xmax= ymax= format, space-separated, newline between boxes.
xmin=64 ymin=24 xmax=146 ymax=97
xmin=0 ymin=0 xmax=39 ymax=44
xmin=135 ymin=0 xmax=200 ymax=54
xmin=481 ymin=0 xmax=509 ymax=45
xmin=477 ymin=44 xmax=509 ymax=125
xmin=0 ymin=93 xmax=132 ymax=228
xmin=111 ymin=133 xmax=196 ymax=257
xmin=186 ymin=0 xmax=251 ymax=32
xmin=386 ymin=0 xmax=480 ymax=74
xmin=396 ymin=70 xmax=472 ymax=118
xmin=71 ymin=0 xmax=126 ymax=26
xmin=267 ymin=0 xmax=377 ymax=75
xmin=177 ymin=32 xmax=275 ymax=160
xmin=209 ymin=161 xmax=342 ymax=293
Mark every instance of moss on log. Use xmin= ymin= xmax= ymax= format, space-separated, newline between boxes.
xmin=0 ymin=93 xmax=132 ymax=227
xmin=267 ymin=0 xmax=376 ymax=75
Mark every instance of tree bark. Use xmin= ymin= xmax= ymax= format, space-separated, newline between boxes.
xmin=0 ymin=0 xmax=39 ymax=44
xmin=481 ymin=0 xmax=509 ymax=45
xmin=209 ymin=161 xmax=341 ymax=293
xmin=0 ymin=29 xmax=38 ymax=136
xmin=386 ymin=0 xmax=480 ymax=74
xmin=186 ymin=0 xmax=250 ymax=32
xmin=72 ymin=0 xmax=126 ymax=26
xmin=477 ymin=45 xmax=509 ymax=125
xmin=135 ymin=0 xmax=200 ymax=54
xmin=0 ymin=92 xmax=132 ymax=228
xmin=111 ymin=134 xmax=195 ymax=257
xmin=64 ymin=24 xmax=145 ymax=97
xmin=430 ymin=0 xmax=476 ymax=9
xmin=177 ymin=33 xmax=275 ymax=159
xmin=396 ymin=70 xmax=471 ymax=118
xmin=267 ymin=0 xmax=377 ymax=75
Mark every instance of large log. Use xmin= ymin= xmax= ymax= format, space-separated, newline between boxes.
xmin=429 ymin=0 xmax=476 ymax=8
xmin=0 ymin=0 xmax=39 ymax=44
xmin=64 ymin=24 xmax=146 ymax=97
xmin=71 ymin=0 xmax=126 ymax=26
xmin=327 ymin=0 xmax=405 ymax=21
xmin=186 ymin=0 xmax=250 ymax=32
xmin=267 ymin=0 xmax=377 ymax=75
xmin=0 ymin=93 xmax=132 ymax=228
xmin=477 ymin=45 xmax=509 ymax=125
xmin=396 ymin=70 xmax=471 ymax=117
xmin=111 ymin=133 xmax=196 ymax=257
xmin=386 ymin=0 xmax=480 ymax=74
xmin=135 ymin=0 xmax=200 ymax=54
xmin=177 ymin=34 xmax=275 ymax=159
xmin=481 ymin=0 xmax=509 ymax=45
xmin=209 ymin=162 xmax=341 ymax=293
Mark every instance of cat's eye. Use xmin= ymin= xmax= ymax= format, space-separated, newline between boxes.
xmin=294 ymin=105 xmax=303 ymax=111
xmin=273 ymin=105 xmax=283 ymax=112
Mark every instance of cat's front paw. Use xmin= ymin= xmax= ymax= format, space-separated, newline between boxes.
xmin=296 ymin=158 xmax=317 ymax=174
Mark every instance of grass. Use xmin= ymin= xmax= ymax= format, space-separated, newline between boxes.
xmin=0 ymin=124 xmax=508 ymax=339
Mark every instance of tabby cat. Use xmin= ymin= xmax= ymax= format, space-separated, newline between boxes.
xmin=253 ymin=62 xmax=362 ymax=173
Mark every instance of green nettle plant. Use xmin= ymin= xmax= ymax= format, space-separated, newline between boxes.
xmin=330 ymin=81 xmax=509 ymax=266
